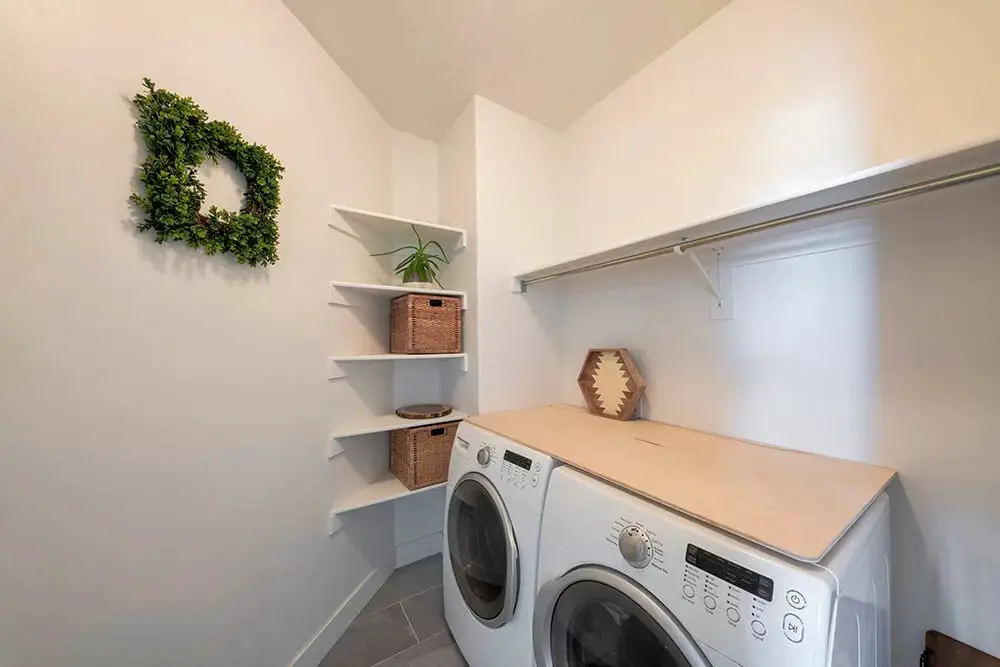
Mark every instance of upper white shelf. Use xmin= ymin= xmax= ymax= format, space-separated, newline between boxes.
xmin=328 ymin=281 xmax=467 ymax=309
xmin=330 ymin=204 xmax=467 ymax=252
xmin=326 ymin=353 xmax=468 ymax=379
xmin=513 ymin=137 xmax=1000 ymax=290
xmin=330 ymin=411 xmax=468 ymax=440
xmin=330 ymin=473 xmax=446 ymax=519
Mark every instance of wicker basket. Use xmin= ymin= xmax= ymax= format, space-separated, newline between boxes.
xmin=390 ymin=294 xmax=462 ymax=354
xmin=391 ymin=421 xmax=460 ymax=490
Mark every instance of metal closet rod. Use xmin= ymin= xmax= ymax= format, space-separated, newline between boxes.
xmin=521 ymin=161 xmax=1000 ymax=288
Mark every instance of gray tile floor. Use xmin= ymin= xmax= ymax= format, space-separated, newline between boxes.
xmin=320 ymin=555 xmax=467 ymax=667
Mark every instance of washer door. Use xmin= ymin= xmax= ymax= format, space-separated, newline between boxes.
xmin=446 ymin=472 xmax=519 ymax=628
xmin=534 ymin=566 xmax=711 ymax=667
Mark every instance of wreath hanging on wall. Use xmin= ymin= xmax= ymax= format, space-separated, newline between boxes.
xmin=129 ymin=78 xmax=284 ymax=267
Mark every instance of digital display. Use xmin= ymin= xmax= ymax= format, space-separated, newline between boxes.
xmin=686 ymin=544 xmax=774 ymax=601
xmin=503 ymin=450 xmax=532 ymax=471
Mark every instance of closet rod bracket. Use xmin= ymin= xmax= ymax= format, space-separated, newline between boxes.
xmin=673 ymin=247 xmax=723 ymax=306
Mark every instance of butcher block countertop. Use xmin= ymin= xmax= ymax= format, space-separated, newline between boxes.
xmin=470 ymin=404 xmax=897 ymax=563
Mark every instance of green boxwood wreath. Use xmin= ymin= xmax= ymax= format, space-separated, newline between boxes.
xmin=129 ymin=78 xmax=284 ymax=267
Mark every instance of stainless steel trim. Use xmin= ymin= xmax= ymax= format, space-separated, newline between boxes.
xmin=533 ymin=565 xmax=712 ymax=667
xmin=520 ymin=161 xmax=1000 ymax=288
xmin=447 ymin=471 xmax=520 ymax=629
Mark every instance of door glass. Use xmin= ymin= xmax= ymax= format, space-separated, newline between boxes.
xmin=551 ymin=581 xmax=693 ymax=667
xmin=447 ymin=478 xmax=512 ymax=621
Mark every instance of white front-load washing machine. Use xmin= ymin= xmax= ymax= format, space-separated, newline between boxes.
xmin=534 ymin=467 xmax=890 ymax=667
xmin=444 ymin=422 xmax=560 ymax=667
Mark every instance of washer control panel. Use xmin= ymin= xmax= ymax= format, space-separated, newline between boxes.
xmin=601 ymin=516 xmax=823 ymax=663
xmin=498 ymin=449 xmax=542 ymax=491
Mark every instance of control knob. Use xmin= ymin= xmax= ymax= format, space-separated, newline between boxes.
xmin=476 ymin=447 xmax=491 ymax=466
xmin=618 ymin=525 xmax=653 ymax=568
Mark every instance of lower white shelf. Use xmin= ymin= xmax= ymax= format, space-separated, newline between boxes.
xmin=331 ymin=473 xmax=446 ymax=516
xmin=331 ymin=411 xmax=467 ymax=439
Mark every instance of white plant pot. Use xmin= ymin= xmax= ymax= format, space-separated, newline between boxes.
xmin=402 ymin=281 xmax=436 ymax=290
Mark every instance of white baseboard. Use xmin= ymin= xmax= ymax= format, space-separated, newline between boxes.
xmin=288 ymin=563 xmax=392 ymax=667
xmin=395 ymin=531 xmax=443 ymax=568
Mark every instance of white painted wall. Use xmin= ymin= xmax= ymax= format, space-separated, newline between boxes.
xmin=546 ymin=0 xmax=1000 ymax=663
xmin=0 ymin=1 xmax=402 ymax=665
xmin=557 ymin=0 xmax=1000 ymax=263
xmin=472 ymin=98 xmax=563 ymax=413
xmin=390 ymin=129 xmax=439 ymax=222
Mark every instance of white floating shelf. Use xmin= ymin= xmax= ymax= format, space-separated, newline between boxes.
xmin=513 ymin=137 xmax=1000 ymax=291
xmin=330 ymin=474 xmax=446 ymax=518
xmin=330 ymin=204 xmax=467 ymax=252
xmin=331 ymin=411 xmax=468 ymax=440
xmin=326 ymin=353 xmax=468 ymax=379
xmin=328 ymin=281 xmax=467 ymax=309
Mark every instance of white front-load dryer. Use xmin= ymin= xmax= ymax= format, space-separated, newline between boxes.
xmin=534 ymin=467 xmax=891 ymax=667
xmin=444 ymin=422 xmax=560 ymax=667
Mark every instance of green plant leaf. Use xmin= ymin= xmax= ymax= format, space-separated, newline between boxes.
xmin=425 ymin=240 xmax=449 ymax=263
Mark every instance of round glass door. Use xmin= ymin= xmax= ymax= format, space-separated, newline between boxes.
xmin=535 ymin=568 xmax=710 ymax=667
xmin=447 ymin=472 xmax=519 ymax=627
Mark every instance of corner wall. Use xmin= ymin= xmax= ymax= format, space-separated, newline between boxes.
xmin=0 ymin=1 xmax=398 ymax=665
xmin=472 ymin=98 xmax=563 ymax=413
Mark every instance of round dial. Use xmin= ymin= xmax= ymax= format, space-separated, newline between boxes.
xmin=476 ymin=446 xmax=491 ymax=466
xmin=618 ymin=525 xmax=653 ymax=568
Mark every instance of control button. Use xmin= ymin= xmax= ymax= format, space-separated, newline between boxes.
xmin=782 ymin=614 xmax=804 ymax=643
xmin=786 ymin=590 xmax=806 ymax=610
xmin=531 ymin=474 xmax=539 ymax=487
xmin=618 ymin=525 xmax=653 ymax=568
xmin=534 ymin=462 xmax=541 ymax=472
xmin=476 ymin=447 xmax=491 ymax=466
xmin=726 ymin=607 xmax=740 ymax=623
xmin=682 ymin=584 xmax=695 ymax=599
xmin=751 ymin=620 xmax=766 ymax=637
xmin=703 ymin=595 xmax=717 ymax=611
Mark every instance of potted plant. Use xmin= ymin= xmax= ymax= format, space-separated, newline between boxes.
xmin=371 ymin=225 xmax=450 ymax=288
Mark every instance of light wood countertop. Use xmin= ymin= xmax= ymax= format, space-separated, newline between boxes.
xmin=470 ymin=404 xmax=896 ymax=563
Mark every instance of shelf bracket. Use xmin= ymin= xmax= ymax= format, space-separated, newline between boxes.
xmin=673 ymin=247 xmax=722 ymax=305
xmin=326 ymin=435 xmax=345 ymax=459
xmin=326 ymin=359 xmax=347 ymax=381
xmin=328 ymin=511 xmax=343 ymax=536
xmin=327 ymin=282 xmax=350 ymax=307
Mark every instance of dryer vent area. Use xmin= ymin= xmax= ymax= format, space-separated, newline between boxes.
xmin=319 ymin=556 xmax=467 ymax=667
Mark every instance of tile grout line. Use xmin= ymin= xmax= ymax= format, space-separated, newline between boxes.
xmin=370 ymin=630 xmax=451 ymax=667
xmin=364 ymin=583 xmax=443 ymax=617
xmin=398 ymin=601 xmax=419 ymax=644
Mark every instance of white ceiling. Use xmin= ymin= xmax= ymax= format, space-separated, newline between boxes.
xmin=283 ymin=0 xmax=729 ymax=140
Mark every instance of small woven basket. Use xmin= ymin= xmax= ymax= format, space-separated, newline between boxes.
xmin=390 ymin=294 xmax=462 ymax=354
xmin=391 ymin=421 xmax=460 ymax=490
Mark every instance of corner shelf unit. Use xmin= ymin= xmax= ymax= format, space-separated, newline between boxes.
xmin=330 ymin=411 xmax=468 ymax=440
xmin=326 ymin=204 xmax=469 ymax=533
xmin=333 ymin=475 xmax=446 ymax=515
xmin=330 ymin=204 xmax=467 ymax=252
xmin=329 ymin=475 xmax=447 ymax=534
xmin=328 ymin=281 xmax=467 ymax=309
xmin=326 ymin=353 xmax=467 ymax=380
